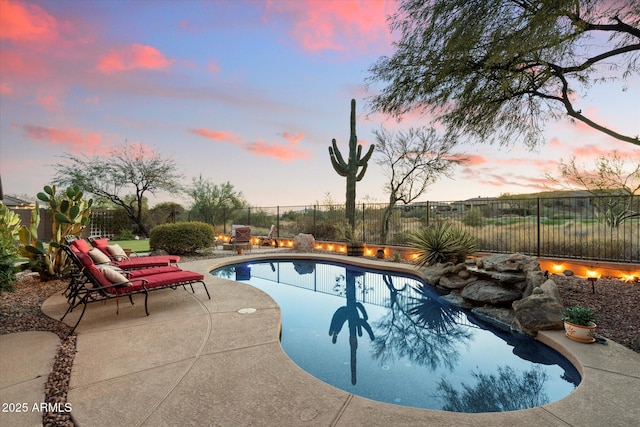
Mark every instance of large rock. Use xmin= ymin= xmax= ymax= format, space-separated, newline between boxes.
xmin=460 ymin=280 xmax=522 ymax=304
xmin=475 ymin=253 xmax=540 ymax=273
xmin=472 ymin=307 xmax=515 ymax=331
xmin=439 ymin=275 xmax=476 ymax=290
xmin=512 ymin=280 xmax=564 ymax=335
xmin=293 ymin=233 xmax=315 ymax=252
xmin=422 ymin=262 xmax=455 ymax=286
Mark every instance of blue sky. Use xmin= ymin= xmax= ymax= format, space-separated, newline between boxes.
xmin=1 ymin=0 xmax=638 ymax=208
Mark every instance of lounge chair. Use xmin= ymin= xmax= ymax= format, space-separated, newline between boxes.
xmin=61 ymin=245 xmax=210 ymax=334
xmin=257 ymin=224 xmax=278 ymax=247
xmin=73 ymin=237 xmax=179 ymax=269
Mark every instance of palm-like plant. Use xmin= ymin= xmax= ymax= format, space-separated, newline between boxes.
xmin=409 ymin=221 xmax=476 ymax=267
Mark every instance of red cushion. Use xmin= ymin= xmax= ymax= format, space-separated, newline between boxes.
xmin=76 ymin=252 xmax=95 ymax=268
xmin=126 ymin=266 xmax=181 ymax=278
xmin=117 ymin=257 xmax=173 ymax=269
xmin=85 ymin=264 xmax=111 ymax=289
xmin=92 ymin=238 xmax=109 ymax=248
xmin=143 ymin=271 xmax=204 ymax=289
xmin=71 ymin=239 xmax=92 ymax=254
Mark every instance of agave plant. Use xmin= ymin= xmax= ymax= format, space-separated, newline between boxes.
xmin=409 ymin=221 xmax=476 ymax=267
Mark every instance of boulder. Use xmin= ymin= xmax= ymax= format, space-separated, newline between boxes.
xmin=422 ymin=262 xmax=455 ymax=286
xmin=512 ymin=279 xmax=564 ymax=335
xmin=460 ymin=280 xmax=522 ymax=304
xmin=439 ymin=292 xmax=475 ymax=309
xmin=439 ymin=275 xmax=476 ymax=290
xmin=472 ymin=307 xmax=515 ymax=331
xmin=293 ymin=233 xmax=315 ymax=252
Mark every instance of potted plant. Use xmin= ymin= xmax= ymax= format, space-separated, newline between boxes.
xmin=562 ymin=305 xmax=599 ymax=343
xmin=342 ymin=223 xmax=365 ymax=257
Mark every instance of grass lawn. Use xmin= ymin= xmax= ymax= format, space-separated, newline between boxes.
xmin=111 ymin=239 xmax=151 ymax=253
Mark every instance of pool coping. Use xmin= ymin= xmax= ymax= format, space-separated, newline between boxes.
xmin=37 ymin=251 xmax=640 ymax=426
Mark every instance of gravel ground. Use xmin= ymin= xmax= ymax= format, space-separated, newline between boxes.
xmin=1 ymin=264 xmax=638 ymax=426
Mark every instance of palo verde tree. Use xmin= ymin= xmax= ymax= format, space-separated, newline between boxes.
xmin=53 ymin=143 xmax=183 ymax=238
xmin=329 ymin=99 xmax=375 ymax=234
xmin=187 ymin=176 xmax=245 ymax=226
xmin=374 ymin=127 xmax=466 ymax=243
xmin=368 ymin=0 xmax=640 ymax=148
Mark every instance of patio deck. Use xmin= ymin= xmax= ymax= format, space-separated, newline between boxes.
xmin=2 ymin=250 xmax=639 ymax=426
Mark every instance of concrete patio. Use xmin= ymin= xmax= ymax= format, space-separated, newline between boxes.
xmin=2 ymin=252 xmax=639 ymax=426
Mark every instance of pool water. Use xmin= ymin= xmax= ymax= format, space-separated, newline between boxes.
xmin=211 ymin=259 xmax=580 ymax=412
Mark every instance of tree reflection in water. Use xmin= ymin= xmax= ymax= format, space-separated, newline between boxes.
xmin=371 ymin=275 xmax=473 ymax=372
xmin=436 ymin=365 xmax=549 ymax=412
xmin=329 ymin=268 xmax=375 ymax=385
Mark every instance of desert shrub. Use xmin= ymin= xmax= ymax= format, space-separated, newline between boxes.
xmin=0 ymin=229 xmax=18 ymax=293
xmin=149 ymin=222 xmax=214 ymax=255
xmin=310 ymin=222 xmax=342 ymax=240
xmin=410 ymin=221 xmax=477 ymax=267
xmin=463 ymin=207 xmax=484 ymax=227
xmin=113 ymin=228 xmax=136 ymax=241
xmin=391 ymin=230 xmax=413 ymax=245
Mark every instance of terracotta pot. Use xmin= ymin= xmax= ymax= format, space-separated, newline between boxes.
xmin=237 ymin=248 xmax=243 ymax=255
xmin=563 ymin=321 xmax=597 ymax=343
xmin=376 ymin=249 xmax=385 ymax=259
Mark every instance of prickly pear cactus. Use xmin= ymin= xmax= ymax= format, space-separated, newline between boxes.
xmin=328 ymin=99 xmax=375 ymax=232
xmin=18 ymin=185 xmax=93 ymax=279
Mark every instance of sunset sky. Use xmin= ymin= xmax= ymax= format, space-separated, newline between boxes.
xmin=1 ymin=0 xmax=638 ymax=209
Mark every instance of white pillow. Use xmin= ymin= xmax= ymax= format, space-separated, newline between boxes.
xmin=99 ymin=266 xmax=131 ymax=287
xmin=97 ymin=264 xmax=125 ymax=274
xmin=107 ymin=244 xmax=128 ymax=259
xmin=89 ymin=248 xmax=111 ymax=265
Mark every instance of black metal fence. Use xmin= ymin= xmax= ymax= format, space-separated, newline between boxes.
xmin=95 ymin=195 xmax=640 ymax=263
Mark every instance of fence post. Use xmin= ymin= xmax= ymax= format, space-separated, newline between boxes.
xmin=313 ymin=205 xmax=317 ymax=237
xmin=362 ymin=203 xmax=365 ymax=242
xmin=277 ymin=206 xmax=280 ymax=239
xmin=537 ymin=197 xmax=541 ymax=257
xmin=426 ymin=200 xmax=430 ymax=227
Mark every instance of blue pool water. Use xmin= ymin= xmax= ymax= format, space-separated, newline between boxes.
xmin=211 ymin=259 xmax=580 ymax=412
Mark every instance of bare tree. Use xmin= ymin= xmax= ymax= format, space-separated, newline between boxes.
xmin=374 ymin=127 xmax=466 ymax=243
xmin=52 ymin=143 xmax=183 ymax=237
xmin=545 ymin=151 xmax=640 ymax=227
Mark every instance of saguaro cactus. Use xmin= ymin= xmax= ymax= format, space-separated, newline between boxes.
xmin=329 ymin=99 xmax=375 ymax=232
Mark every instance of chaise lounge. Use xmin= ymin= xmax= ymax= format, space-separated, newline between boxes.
xmin=69 ymin=237 xmax=179 ymax=270
xmin=60 ymin=244 xmax=210 ymax=334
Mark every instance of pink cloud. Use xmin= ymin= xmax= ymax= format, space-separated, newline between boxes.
xmin=0 ymin=82 xmax=13 ymax=95
xmin=36 ymin=95 xmax=62 ymax=112
xmin=190 ymin=128 xmax=310 ymax=161
xmin=189 ymin=128 xmax=243 ymax=145
xmin=23 ymin=124 xmax=103 ymax=152
xmin=207 ymin=60 xmax=221 ymax=73
xmin=267 ymin=0 xmax=395 ymax=54
xmin=281 ymin=132 xmax=304 ymax=145
xmin=97 ymin=44 xmax=174 ymax=74
xmin=247 ymin=140 xmax=310 ymax=161
xmin=0 ymin=0 xmax=57 ymax=42
xmin=458 ymin=154 xmax=486 ymax=166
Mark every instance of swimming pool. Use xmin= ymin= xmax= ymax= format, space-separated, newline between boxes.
xmin=211 ymin=258 xmax=580 ymax=412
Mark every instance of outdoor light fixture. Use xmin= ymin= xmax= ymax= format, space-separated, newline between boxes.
xmin=586 ymin=268 xmax=599 ymax=294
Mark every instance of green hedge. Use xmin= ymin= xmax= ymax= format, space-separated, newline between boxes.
xmin=149 ymin=222 xmax=214 ymax=255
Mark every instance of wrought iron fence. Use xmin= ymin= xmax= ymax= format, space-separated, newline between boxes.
xmin=95 ymin=195 xmax=640 ymax=263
